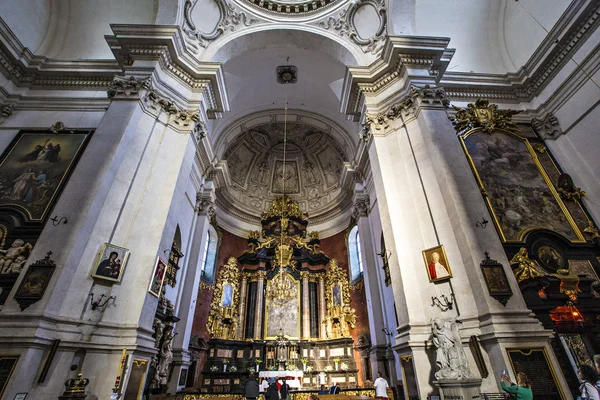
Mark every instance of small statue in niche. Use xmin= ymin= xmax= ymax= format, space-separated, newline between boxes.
xmin=509 ymin=248 xmax=544 ymax=283
xmin=153 ymin=318 xmax=165 ymax=349
xmin=0 ymin=239 xmax=33 ymax=274
xmin=431 ymin=318 xmax=474 ymax=380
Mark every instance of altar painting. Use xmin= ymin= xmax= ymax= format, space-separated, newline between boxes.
xmin=0 ymin=132 xmax=90 ymax=221
xmin=265 ymin=273 xmax=300 ymax=339
xmin=461 ymin=130 xmax=580 ymax=242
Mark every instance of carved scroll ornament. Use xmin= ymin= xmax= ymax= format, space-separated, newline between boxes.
xmin=450 ymin=99 xmax=522 ymax=133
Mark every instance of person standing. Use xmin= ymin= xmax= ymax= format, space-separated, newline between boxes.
xmin=578 ymin=365 xmax=600 ymax=400
xmin=265 ymin=378 xmax=279 ymax=400
xmin=318 ymin=385 xmax=327 ymax=395
xmin=500 ymin=371 xmax=533 ymax=400
xmin=280 ymin=377 xmax=290 ymax=400
xmin=329 ymin=382 xmax=341 ymax=394
xmin=244 ymin=372 xmax=260 ymax=400
xmin=374 ymin=371 xmax=390 ymax=399
xmin=260 ymin=378 xmax=269 ymax=393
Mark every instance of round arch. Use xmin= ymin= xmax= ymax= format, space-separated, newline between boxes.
xmin=205 ymin=26 xmax=364 ymax=67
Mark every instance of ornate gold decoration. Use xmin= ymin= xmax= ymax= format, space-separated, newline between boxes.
xmin=262 ymin=196 xmax=304 ymax=220
xmin=206 ymin=257 xmax=241 ymax=340
xmin=583 ymin=220 xmax=600 ymax=239
xmin=557 ymin=186 xmax=586 ymax=201
xmin=267 ymin=272 xmax=296 ymax=305
xmin=350 ymin=278 xmax=364 ymax=292
xmin=62 ymin=372 xmax=89 ymax=395
xmin=450 ymin=99 xmax=522 ymax=133
xmin=533 ymin=143 xmax=547 ymax=154
xmin=199 ymin=281 xmax=214 ymax=292
xmin=551 ymin=269 xmax=580 ymax=302
xmin=248 ymin=230 xmax=261 ymax=240
xmin=509 ymin=248 xmax=544 ymax=283
xmin=323 ymin=259 xmax=356 ymax=339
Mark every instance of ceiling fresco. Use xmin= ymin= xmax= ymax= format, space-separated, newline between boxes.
xmin=221 ymin=121 xmax=349 ymax=219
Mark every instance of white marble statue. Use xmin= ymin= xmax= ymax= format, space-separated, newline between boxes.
xmin=431 ymin=318 xmax=474 ymax=380
xmin=0 ymin=239 xmax=33 ymax=274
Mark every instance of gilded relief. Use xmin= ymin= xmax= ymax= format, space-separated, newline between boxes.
xmin=461 ymin=130 xmax=580 ymax=242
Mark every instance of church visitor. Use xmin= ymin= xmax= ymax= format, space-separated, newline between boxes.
xmin=265 ymin=378 xmax=279 ymax=400
xmin=500 ymin=371 xmax=533 ymax=400
xmin=244 ymin=372 xmax=260 ymax=400
xmin=577 ymin=365 xmax=600 ymax=400
xmin=260 ymin=378 xmax=269 ymax=393
xmin=374 ymin=371 xmax=390 ymax=399
xmin=318 ymin=385 xmax=327 ymax=394
xmin=329 ymin=382 xmax=341 ymax=394
xmin=280 ymin=377 xmax=290 ymax=400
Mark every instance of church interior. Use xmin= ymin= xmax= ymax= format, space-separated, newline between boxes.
xmin=0 ymin=0 xmax=599 ymax=399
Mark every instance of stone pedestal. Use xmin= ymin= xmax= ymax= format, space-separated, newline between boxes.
xmin=434 ymin=379 xmax=483 ymax=400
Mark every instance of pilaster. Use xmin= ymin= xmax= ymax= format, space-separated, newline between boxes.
xmin=301 ymin=271 xmax=310 ymax=339
xmin=254 ymin=270 xmax=267 ymax=339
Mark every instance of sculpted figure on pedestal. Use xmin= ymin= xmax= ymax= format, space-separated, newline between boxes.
xmin=431 ymin=318 xmax=474 ymax=380
xmin=157 ymin=329 xmax=174 ymax=386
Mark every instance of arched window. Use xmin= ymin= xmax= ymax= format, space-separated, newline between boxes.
xmin=201 ymin=225 xmax=218 ymax=284
xmin=348 ymin=225 xmax=363 ymax=282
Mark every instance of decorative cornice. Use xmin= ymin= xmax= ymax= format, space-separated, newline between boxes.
xmin=531 ymin=112 xmax=563 ymax=140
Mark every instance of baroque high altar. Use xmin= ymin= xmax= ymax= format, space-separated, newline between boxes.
xmin=203 ymin=196 xmax=358 ymax=391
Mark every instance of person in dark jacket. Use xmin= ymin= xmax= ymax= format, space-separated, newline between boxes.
xmin=265 ymin=378 xmax=279 ymax=400
xmin=280 ymin=377 xmax=290 ymax=400
xmin=329 ymin=382 xmax=341 ymax=394
xmin=244 ymin=372 xmax=260 ymax=400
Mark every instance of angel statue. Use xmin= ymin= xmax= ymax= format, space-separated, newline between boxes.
xmin=431 ymin=318 xmax=474 ymax=380
xmin=509 ymin=248 xmax=544 ymax=283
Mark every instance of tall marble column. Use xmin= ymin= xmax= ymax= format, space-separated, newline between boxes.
xmin=301 ymin=271 xmax=310 ymax=339
xmin=237 ymin=273 xmax=248 ymax=339
xmin=352 ymin=194 xmax=389 ymax=379
xmin=254 ymin=270 xmax=267 ymax=339
xmin=168 ymin=189 xmax=215 ymax=394
xmin=318 ymin=274 xmax=326 ymax=339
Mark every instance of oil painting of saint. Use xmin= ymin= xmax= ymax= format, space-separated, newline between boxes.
xmin=0 ymin=132 xmax=90 ymax=221
xmin=148 ymin=257 xmax=167 ymax=297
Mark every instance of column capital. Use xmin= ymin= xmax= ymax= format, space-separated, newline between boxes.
xmin=107 ymin=75 xmax=150 ymax=100
xmin=300 ymin=271 xmax=309 ymax=280
xmin=532 ymin=112 xmax=563 ymax=140
xmin=361 ymin=84 xmax=449 ymax=141
xmin=352 ymin=195 xmax=370 ymax=219
xmin=195 ymin=190 xmax=216 ymax=218
xmin=256 ymin=270 xmax=267 ymax=280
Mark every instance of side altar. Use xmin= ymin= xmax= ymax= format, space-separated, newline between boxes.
xmin=200 ymin=197 xmax=360 ymax=392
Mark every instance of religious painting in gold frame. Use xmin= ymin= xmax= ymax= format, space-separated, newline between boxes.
xmin=264 ymin=271 xmax=301 ymax=340
xmin=148 ymin=257 xmax=167 ymax=297
xmin=459 ymin=128 xmax=584 ymax=243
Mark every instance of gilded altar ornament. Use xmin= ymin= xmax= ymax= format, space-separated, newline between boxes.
xmin=262 ymin=195 xmax=304 ymax=220
xmin=450 ymin=98 xmax=522 ymax=133
xmin=557 ymin=173 xmax=586 ymax=201
xmin=206 ymin=257 xmax=241 ymax=340
xmin=509 ymin=248 xmax=544 ymax=283
xmin=551 ymin=269 xmax=580 ymax=302
xmin=583 ymin=220 xmax=600 ymax=239
xmin=60 ymin=372 xmax=89 ymax=396
xmin=323 ymin=259 xmax=356 ymax=338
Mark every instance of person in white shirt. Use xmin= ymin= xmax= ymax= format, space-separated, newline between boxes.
xmin=374 ymin=371 xmax=390 ymax=399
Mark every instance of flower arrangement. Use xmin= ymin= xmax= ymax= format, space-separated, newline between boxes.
xmin=324 ymin=365 xmax=333 ymax=372
xmin=286 ymin=364 xmax=297 ymax=371
xmin=301 ymin=358 xmax=309 ymax=365
xmin=333 ymin=357 xmax=341 ymax=363
xmin=223 ymin=360 xmax=229 ymax=364
xmin=306 ymin=366 xmax=314 ymax=373
xmin=210 ymin=365 xmax=219 ymax=372
xmin=229 ymin=365 xmax=238 ymax=372
xmin=340 ymin=362 xmax=349 ymax=371
xmin=255 ymin=359 xmax=263 ymax=365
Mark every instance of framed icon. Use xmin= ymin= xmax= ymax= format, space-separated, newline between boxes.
xmin=91 ymin=243 xmax=130 ymax=283
xmin=423 ymin=245 xmax=452 ymax=283
xmin=148 ymin=257 xmax=167 ymax=297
